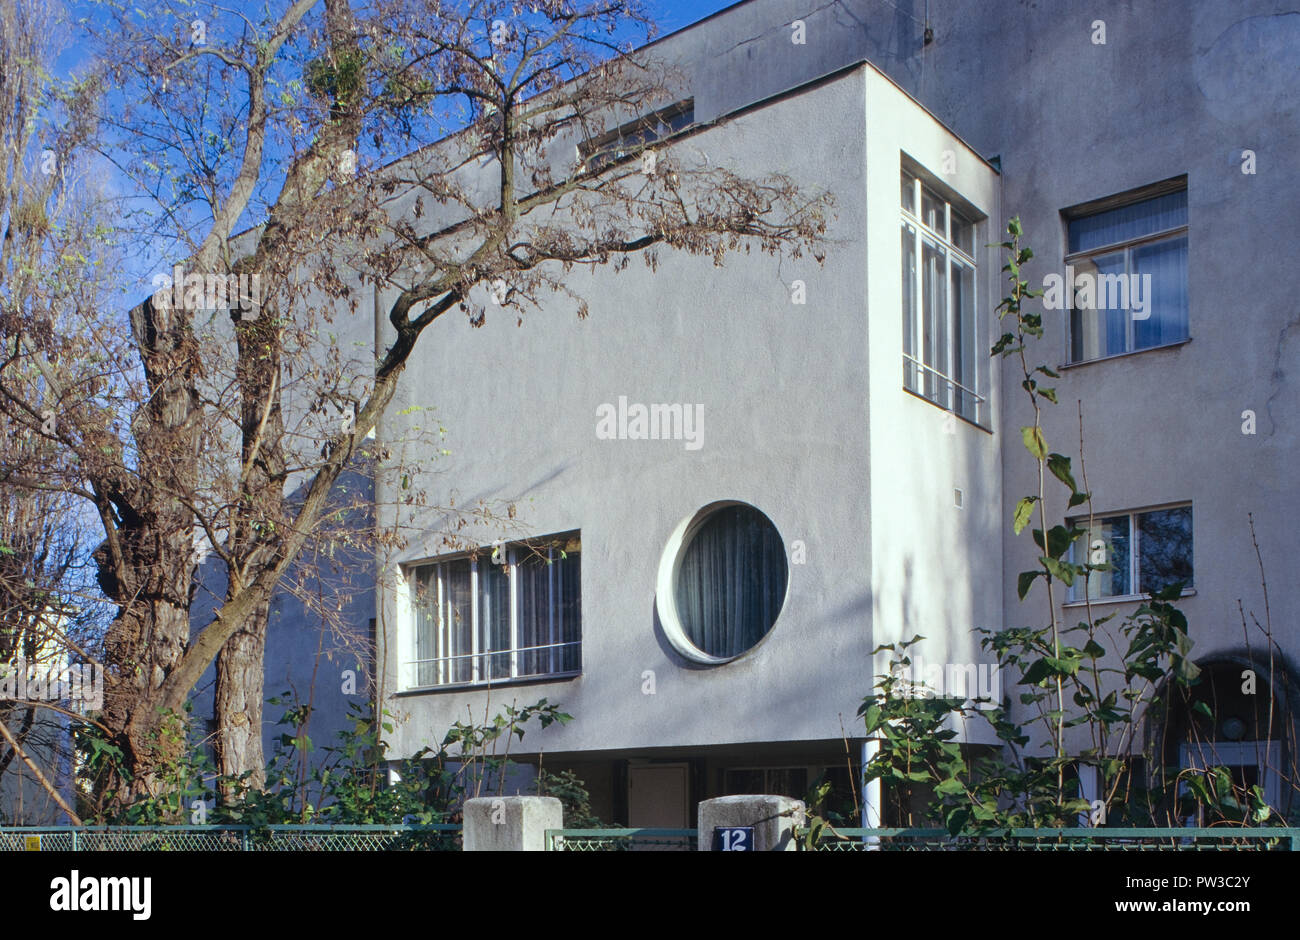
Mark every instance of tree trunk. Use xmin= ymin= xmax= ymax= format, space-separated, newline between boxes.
xmin=214 ymin=599 xmax=270 ymax=794
xmin=100 ymin=532 xmax=198 ymax=808
xmin=93 ymin=294 xmax=203 ymax=812
xmin=213 ymin=305 xmax=284 ymax=791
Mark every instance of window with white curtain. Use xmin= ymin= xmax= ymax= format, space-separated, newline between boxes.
xmin=901 ymin=168 xmax=981 ymax=423
xmin=1067 ymin=184 xmax=1188 ymax=362
xmin=409 ymin=534 xmax=580 ymax=688
xmin=672 ymin=504 xmax=787 ymax=660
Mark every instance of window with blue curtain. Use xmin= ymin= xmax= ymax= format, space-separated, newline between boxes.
xmin=1068 ymin=187 xmax=1188 ymax=362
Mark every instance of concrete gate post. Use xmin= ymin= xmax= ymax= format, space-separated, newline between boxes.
xmin=697 ymin=795 xmax=806 ymax=851
xmin=462 ymin=795 xmax=563 ymax=851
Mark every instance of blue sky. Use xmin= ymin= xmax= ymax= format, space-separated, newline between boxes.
xmin=41 ymin=0 xmax=745 ymax=298
xmin=51 ymin=0 xmax=741 ymax=75
xmin=652 ymin=0 xmax=739 ymax=36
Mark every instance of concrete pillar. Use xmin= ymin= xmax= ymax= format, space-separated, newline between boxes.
xmin=861 ymin=739 xmax=882 ymax=827
xmin=462 ymin=796 xmax=563 ymax=851
xmin=698 ymin=795 xmax=805 ymax=851
xmin=861 ymin=739 xmax=883 ymax=850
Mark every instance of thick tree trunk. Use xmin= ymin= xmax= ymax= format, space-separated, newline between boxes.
xmin=99 ymin=527 xmax=198 ymax=809
xmin=91 ymin=293 xmax=203 ymax=813
xmin=214 ymin=599 xmax=270 ymax=794
xmin=214 ymin=306 xmax=284 ymax=791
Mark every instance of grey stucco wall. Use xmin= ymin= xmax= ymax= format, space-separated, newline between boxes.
xmin=376 ymin=53 xmax=1008 ymax=759
xmin=350 ymin=0 xmax=1299 ymax=765
xmin=379 ymin=67 xmax=880 ymax=758
xmin=653 ymin=0 xmax=1299 ymax=733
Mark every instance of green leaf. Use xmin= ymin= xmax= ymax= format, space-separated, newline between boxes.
xmin=1151 ymin=581 xmax=1186 ymax=601
xmin=1020 ymin=658 xmax=1053 ymax=685
xmin=1052 ymin=525 xmax=1080 ymax=558
xmin=1020 ymin=425 xmax=1047 ymax=460
xmin=1045 ymin=655 xmax=1081 ymax=676
xmin=1041 ymin=557 xmax=1075 ymax=585
xmin=861 ymin=704 xmax=883 ymax=733
xmin=945 ymin=806 xmax=971 ymax=836
xmin=1046 ymin=453 xmax=1077 ymax=492
xmin=1017 ymin=570 xmax=1042 ymax=600
xmin=1012 ymin=497 xmax=1037 ymax=535
xmin=934 ymin=777 xmax=966 ymax=797
xmin=991 ymin=333 xmax=1017 ymax=355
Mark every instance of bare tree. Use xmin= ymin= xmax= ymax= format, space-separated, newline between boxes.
xmin=0 ymin=0 xmax=829 ymax=810
xmin=0 ymin=0 xmax=115 ymax=822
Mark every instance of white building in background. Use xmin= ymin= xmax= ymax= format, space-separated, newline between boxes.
xmin=0 ymin=631 xmax=95 ymax=824
xmin=244 ymin=0 xmax=1297 ymax=828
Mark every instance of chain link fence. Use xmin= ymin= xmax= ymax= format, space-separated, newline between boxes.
xmin=15 ymin=824 xmax=1288 ymax=852
xmin=799 ymin=827 xmax=1300 ymax=851
xmin=545 ymin=828 xmax=697 ymax=851
xmin=0 ymin=824 xmax=461 ymax=851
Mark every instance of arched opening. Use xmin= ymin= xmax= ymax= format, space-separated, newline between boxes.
xmin=1156 ymin=657 xmax=1296 ymax=824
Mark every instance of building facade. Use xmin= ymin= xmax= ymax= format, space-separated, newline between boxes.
xmin=359 ymin=0 xmax=1299 ymax=827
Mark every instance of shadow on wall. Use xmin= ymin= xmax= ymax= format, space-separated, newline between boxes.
xmin=188 ymin=464 xmax=377 ymax=779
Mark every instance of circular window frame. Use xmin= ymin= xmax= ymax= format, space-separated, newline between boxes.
xmin=655 ymin=500 xmax=789 ymax=665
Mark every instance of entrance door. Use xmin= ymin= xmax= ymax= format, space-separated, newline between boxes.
xmin=1180 ymin=741 xmax=1282 ymax=810
xmin=628 ymin=763 xmax=690 ymax=828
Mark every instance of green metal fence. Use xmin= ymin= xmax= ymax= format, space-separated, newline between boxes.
xmin=0 ymin=824 xmax=461 ymax=851
xmin=800 ymin=827 xmax=1300 ymax=851
xmin=11 ymin=823 xmax=1290 ymax=851
xmin=545 ymin=828 xmax=697 ymax=851
xmin=546 ymin=826 xmax=1300 ymax=851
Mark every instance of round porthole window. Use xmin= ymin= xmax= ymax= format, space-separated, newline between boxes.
xmin=657 ymin=502 xmax=788 ymax=664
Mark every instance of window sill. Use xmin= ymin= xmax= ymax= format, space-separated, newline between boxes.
xmin=1063 ymin=588 xmax=1195 ymax=608
xmin=901 ymin=386 xmax=993 ymax=434
xmin=1059 ymin=337 xmax=1191 ymax=370
xmin=396 ymin=670 xmax=581 ymax=696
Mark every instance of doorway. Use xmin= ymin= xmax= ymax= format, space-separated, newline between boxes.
xmin=627 ymin=762 xmax=690 ymax=827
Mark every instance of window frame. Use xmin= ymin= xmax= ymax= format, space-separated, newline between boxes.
xmin=1179 ymin=741 xmax=1282 ymax=827
xmin=1063 ymin=180 xmax=1189 ymax=363
xmin=656 ymin=500 xmax=788 ymax=666
xmin=722 ymin=766 xmax=811 ymax=799
xmin=1064 ymin=503 xmax=1193 ymax=605
xmin=578 ymin=99 xmax=694 ymax=173
xmin=404 ymin=533 xmax=581 ymax=691
xmin=900 ymin=166 xmax=985 ymax=426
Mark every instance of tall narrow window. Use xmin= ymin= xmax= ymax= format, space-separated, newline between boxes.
xmin=1066 ymin=184 xmax=1188 ymax=362
xmin=517 ymin=544 xmax=581 ymax=677
xmin=901 ymin=169 xmax=981 ymax=423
